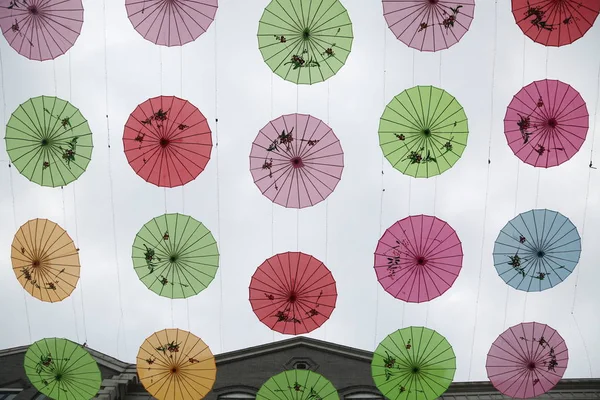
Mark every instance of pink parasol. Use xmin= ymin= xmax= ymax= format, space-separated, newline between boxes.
xmin=0 ymin=0 xmax=83 ymax=61
xmin=382 ymin=0 xmax=475 ymax=52
xmin=125 ymin=0 xmax=218 ymax=47
xmin=504 ymin=79 xmax=588 ymax=168
xmin=249 ymin=113 xmax=344 ymax=209
xmin=123 ymin=95 xmax=212 ymax=188
xmin=249 ymin=252 xmax=337 ymax=335
xmin=374 ymin=214 xmax=463 ymax=303
xmin=486 ymin=322 xmax=569 ymax=398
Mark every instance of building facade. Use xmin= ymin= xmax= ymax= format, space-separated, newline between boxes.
xmin=0 ymin=337 xmax=599 ymax=399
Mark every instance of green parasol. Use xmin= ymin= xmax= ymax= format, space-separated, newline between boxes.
xmin=372 ymin=327 xmax=456 ymax=400
xmin=258 ymin=0 xmax=353 ymax=85
xmin=5 ymin=96 xmax=93 ymax=187
xmin=257 ymin=369 xmax=339 ymax=400
xmin=132 ymin=213 xmax=219 ymax=299
xmin=24 ymin=337 xmax=101 ymax=400
xmin=379 ymin=86 xmax=468 ymax=178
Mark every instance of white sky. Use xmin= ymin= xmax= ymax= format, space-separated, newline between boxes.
xmin=1 ymin=0 xmax=599 ymax=384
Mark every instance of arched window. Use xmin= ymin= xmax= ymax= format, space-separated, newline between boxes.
xmin=344 ymin=392 xmax=383 ymax=400
xmin=218 ymin=392 xmax=256 ymax=400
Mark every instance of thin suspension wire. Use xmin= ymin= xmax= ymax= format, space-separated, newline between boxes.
xmin=103 ymin=0 xmax=126 ymax=358
xmin=270 ymin=72 xmax=275 ymax=343
xmin=72 ymin=185 xmax=88 ymax=343
xmin=181 ymin=45 xmax=190 ymax=332
xmin=468 ymin=0 xmax=498 ymax=381
xmin=505 ymin=36 xmax=527 ymax=330
xmin=63 ymin=52 xmax=79 ymax=343
xmin=571 ymin=59 xmax=600 ymax=314
xmin=296 ymin=84 xmax=300 ymax=252
xmin=374 ymin=23 xmax=387 ymax=349
xmin=214 ymin=20 xmax=224 ymax=352
xmin=1 ymin=45 xmax=32 ymax=344
xmin=324 ymin=79 xmax=330 ymax=342
xmin=63 ymin=188 xmax=79 ymax=343
xmin=566 ymin=55 xmax=600 ymax=380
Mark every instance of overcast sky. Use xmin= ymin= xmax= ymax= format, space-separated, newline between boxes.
xmin=0 ymin=0 xmax=599 ymax=384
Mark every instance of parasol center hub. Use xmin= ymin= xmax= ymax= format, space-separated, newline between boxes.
xmin=32 ymin=260 xmax=40 ymax=268
xmin=288 ymin=292 xmax=298 ymax=303
xmin=416 ymin=256 xmax=426 ymax=266
xmin=422 ymin=128 xmax=432 ymax=136
xmin=537 ymin=250 xmax=545 ymax=258
xmin=412 ymin=366 xmax=420 ymax=373
xmin=291 ymin=157 xmax=304 ymax=168
xmin=547 ymin=118 xmax=558 ymax=128
xmin=41 ymin=138 xmax=49 ymax=146
xmin=28 ymin=5 xmax=39 ymax=15
xmin=302 ymin=28 xmax=311 ymax=40
xmin=55 ymin=373 xmax=62 ymax=381
xmin=527 ymin=362 xmax=536 ymax=370
xmin=169 ymin=255 xmax=178 ymax=263
xmin=160 ymin=138 xmax=170 ymax=148
xmin=171 ymin=367 xmax=178 ymax=373
xmin=428 ymin=0 xmax=439 ymax=4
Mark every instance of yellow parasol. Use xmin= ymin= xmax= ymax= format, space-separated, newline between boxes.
xmin=137 ymin=328 xmax=216 ymax=400
xmin=11 ymin=219 xmax=80 ymax=302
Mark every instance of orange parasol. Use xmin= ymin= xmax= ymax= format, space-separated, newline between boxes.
xmin=136 ymin=328 xmax=216 ymax=400
xmin=11 ymin=219 xmax=80 ymax=302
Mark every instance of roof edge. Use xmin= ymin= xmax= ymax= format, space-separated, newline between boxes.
xmin=215 ymin=337 xmax=373 ymax=364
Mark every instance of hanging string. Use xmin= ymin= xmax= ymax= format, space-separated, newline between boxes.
xmin=504 ymin=37 xmax=527 ymax=330
xmin=269 ymin=73 xmax=276 ymax=343
xmin=374 ymin=22 xmax=387 ymax=349
xmin=214 ymin=20 xmax=224 ymax=352
xmin=62 ymin=187 xmax=80 ymax=343
xmin=72 ymin=185 xmax=88 ymax=343
xmin=103 ymin=0 xmax=126 ymax=358
xmin=468 ymin=0 xmax=498 ymax=381
xmin=179 ymin=42 xmax=190 ymax=332
xmin=0 ymin=44 xmax=32 ymax=344
xmin=296 ymin=84 xmax=300 ymax=252
xmin=323 ymin=79 xmax=331 ymax=342
xmin=566 ymin=56 xmax=600 ymax=380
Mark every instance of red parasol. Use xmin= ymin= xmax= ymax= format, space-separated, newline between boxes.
xmin=123 ymin=95 xmax=212 ymax=188
xmin=504 ymin=79 xmax=588 ymax=168
xmin=126 ymin=0 xmax=218 ymax=46
xmin=512 ymin=0 xmax=600 ymax=47
xmin=249 ymin=113 xmax=344 ymax=209
xmin=374 ymin=214 xmax=463 ymax=303
xmin=0 ymin=0 xmax=83 ymax=61
xmin=486 ymin=322 xmax=569 ymax=398
xmin=382 ymin=0 xmax=475 ymax=52
xmin=249 ymin=252 xmax=337 ymax=335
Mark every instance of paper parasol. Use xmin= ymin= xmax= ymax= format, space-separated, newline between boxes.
xmin=250 ymin=113 xmax=344 ymax=208
xmin=493 ymin=209 xmax=580 ymax=292
xmin=137 ymin=328 xmax=216 ymax=400
xmin=24 ymin=338 xmax=101 ymax=399
xmin=504 ymin=79 xmax=588 ymax=168
xmin=486 ymin=322 xmax=569 ymax=398
xmin=5 ymin=95 xmax=93 ymax=187
xmin=258 ymin=0 xmax=353 ymax=84
xmin=372 ymin=326 xmax=456 ymax=399
xmin=0 ymin=0 xmax=83 ymax=61
xmin=11 ymin=219 xmax=80 ymax=303
xmin=512 ymin=0 xmax=600 ymax=47
xmin=132 ymin=213 xmax=219 ymax=299
xmin=257 ymin=369 xmax=339 ymax=400
xmin=126 ymin=0 xmax=218 ymax=46
xmin=123 ymin=95 xmax=212 ymax=187
xmin=379 ymin=86 xmax=468 ymax=178
xmin=375 ymin=215 xmax=463 ymax=303
xmin=249 ymin=251 xmax=337 ymax=335
xmin=382 ymin=0 xmax=475 ymax=52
